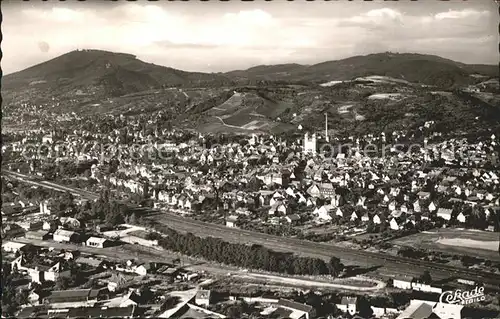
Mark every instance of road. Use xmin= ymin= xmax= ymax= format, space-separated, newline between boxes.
xmin=213 ymin=115 xmax=249 ymax=130
xmin=4 ymin=170 xmax=500 ymax=288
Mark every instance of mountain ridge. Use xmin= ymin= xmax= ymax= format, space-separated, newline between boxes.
xmin=5 ymin=49 xmax=497 ymax=87
xmin=3 ymin=49 xmax=499 ymax=138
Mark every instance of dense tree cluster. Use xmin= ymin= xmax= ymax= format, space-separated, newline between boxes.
xmin=148 ymin=225 xmax=342 ymax=276
xmin=1 ymin=263 xmax=28 ymax=317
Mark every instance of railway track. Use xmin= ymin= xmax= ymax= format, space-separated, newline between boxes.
xmin=147 ymin=212 xmax=500 ymax=286
xmin=5 ymin=170 xmax=500 ymax=287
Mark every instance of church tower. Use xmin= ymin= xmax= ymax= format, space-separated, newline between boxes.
xmin=303 ymin=133 xmax=317 ymax=154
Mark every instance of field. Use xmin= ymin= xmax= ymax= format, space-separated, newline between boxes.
xmin=391 ymin=228 xmax=500 ymax=261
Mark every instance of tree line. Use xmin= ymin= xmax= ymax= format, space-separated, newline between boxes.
xmin=147 ymin=224 xmax=343 ymax=276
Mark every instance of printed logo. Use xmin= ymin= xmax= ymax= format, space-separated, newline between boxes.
xmin=439 ymin=286 xmax=486 ymax=305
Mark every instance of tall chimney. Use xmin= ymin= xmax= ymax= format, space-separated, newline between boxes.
xmin=324 ymin=113 xmax=329 ymax=142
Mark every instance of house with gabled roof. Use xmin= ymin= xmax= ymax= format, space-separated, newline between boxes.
xmin=226 ymin=215 xmax=239 ymax=228
xmin=195 ymin=289 xmax=212 ymax=307
xmin=335 ymin=208 xmax=344 ymax=218
xmin=307 ymin=184 xmax=321 ymax=198
xmin=350 ymin=211 xmax=359 ymax=221
xmin=277 ymin=299 xmax=315 ymax=319
xmin=314 ymin=205 xmax=333 ymax=221
xmin=400 ymin=204 xmax=408 ymax=213
xmin=390 ymin=218 xmax=401 ymax=231
xmin=457 ymin=212 xmax=467 ymax=223
xmin=107 ymin=272 xmax=128 ymax=292
xmin=337 ymin=297 xmax=358 ymax=316
xmin=418 ymin=191 xmax=431 ymax=200
xmin=428 ymin=202 xmax=437 ymax=212
xmin=285 ymin=214 xmax=301 ymax=224
xmin=437 ymin=208 xmax=453 ymax=221
xmin=413 ymin=200 xmax=421 ymax=213
xmin=388 ymin=201 xmax=397 ymax=211
xmin=268 ymin=202 xmax=288 ymax=215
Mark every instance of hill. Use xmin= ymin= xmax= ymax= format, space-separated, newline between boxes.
xmin=3 ymin=49 xmax=498 ymax=137
xmin=3 ymin=49 xmax=234 ymax=98
xmin=225 ymin=52 xmax=497 ymax=88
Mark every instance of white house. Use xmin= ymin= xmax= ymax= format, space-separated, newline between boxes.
xmin=373 ymin=215 xmax=382 ymax=225
xmin=314 ymin=206 xmax=332 ymax=221
xmin=39 ymin=201 xmax=51 ymax=215
xmin=413 ymin=200 xmax=421 ymax=213
xmin=393 ymin=276 xmax=413 ymax=290
xmin=428 ymin=202 xmax=437 ymax=212
xmin=134 ymin=264 xmax=149 ymax=276
xmin=389 ymin=218 xmax=400 ymax=230
xmin=457 ymin=212 xmax=467 ymax=223
xmin=195 ymin=289 xmax=212 ymax=307
xmin=400 ymin=204 xmax=408 ymax=213
xmin=2 ymin=241 xmax=26 ymax=253
xmin=432 ymin=302 xmax=463 ymax=319
xmin=53 ymin=229 xmax=78 ymax=243
xmin=268 ymin=203 xmax=287 ymax=215
xmin=184 ymin=198 xmax=192 ymax=210
xmin=85 ymin=237 xmax=110 ymax=249
xmin=437 ymin=208 xmax=453 ymax=221
xmin=356 ymin=196 xmax=366 ymax=208
xmin=388 ymin=201 xmax=397 ymax=211
xmin=226 ymin=215 xmax=239 ymax=228
xmin=335 ymin=208 xmax=344 ymax=217
xmin=350 ymin=212 xmax=359 ymax=221
xmin=337 ymin=297 xmax=357 ymax=316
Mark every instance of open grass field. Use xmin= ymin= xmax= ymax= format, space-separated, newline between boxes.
xmin=391 ymin=228 xmax=500 ymax=261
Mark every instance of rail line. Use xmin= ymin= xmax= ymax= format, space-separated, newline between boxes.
xmin=4 ymin=170 xmax=500 ymax=287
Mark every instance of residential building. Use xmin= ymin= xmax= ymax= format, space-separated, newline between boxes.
xmin=195 ymin=289 xmax=211 ymax=307
xmin=337 ymin=297 xmax=357 ymax=316
xmin=285 ymin=214 xmax=301 ymax=224
xmin=85 ymin=236 xmax=111 ymax=248
xmin=65 ymin=306 xmax=135 ymax=318
xmin=457 ymin=212 xmax=467 ymax=223
xmin=277 ymin=299 xmax=316 ymax=319
xmin=437 ymin=208 xmax=453 ymax=221
xmin=53 ymin=229 xmax=79 ymax=243
xmin=43 ymin=289 xmax=102 ymax=307
xmin=393 ymin=276 xmax=413 ymax=290
xmin=226 ymin=215 xmax=239 ymax=228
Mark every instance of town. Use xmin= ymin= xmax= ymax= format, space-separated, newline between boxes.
xmin=2 ymin=101 xmax=500 ymax=318
xmin=3 ymin=1 xmax=500 ymax=318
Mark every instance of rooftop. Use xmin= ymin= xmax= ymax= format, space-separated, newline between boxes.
xmin=75 ymin=256 xmax=104 ymax=268
xmin=196 ymin=289 xmax=211 ymax=300
xmin=44 ymin=288 xmax=102 ymax=303
xmin=340 ymin=296 xmax=358 ymax=305
xmin=86 ymin=236 xmax=108 ymax=244
xmin=278 ymin=299 xmax=313 ymax=313
xmin=53 ymin=229 xmax=77 ymax=237
xmin=2 ymin=241 xmax=26 ymax=250
xmin=66 ymin=306 xmax=135 ymax=318
xmin=397 ymin=301 xmax=434 ymax=319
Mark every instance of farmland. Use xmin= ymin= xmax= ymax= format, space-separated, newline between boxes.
xmin=391 ymin=228 xmax=500 ymax=261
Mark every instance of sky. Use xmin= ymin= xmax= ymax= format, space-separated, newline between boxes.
xmin=2 ymin=0 xmax=498 ymax=75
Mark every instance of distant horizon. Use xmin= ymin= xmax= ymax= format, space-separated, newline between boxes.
xmin=3 ymin=1 xmax=497 ymax=75
xmin=4 ymin=48 xmax=498 ymax=77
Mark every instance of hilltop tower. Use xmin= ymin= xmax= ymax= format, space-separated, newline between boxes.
xmin=303 ymin=133 xmax=317 ymax=154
